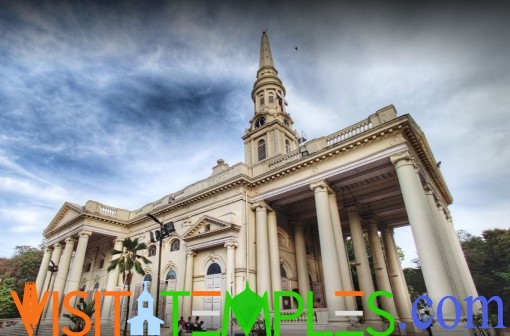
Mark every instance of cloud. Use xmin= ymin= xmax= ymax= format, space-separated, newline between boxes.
xmin=0 ymin=0 xmax=508 ymax=262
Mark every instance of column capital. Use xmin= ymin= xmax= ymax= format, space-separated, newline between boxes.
xmin=44 ymin=247 xmax=54 ymax=253
xmin=252 ymin=201 xmax=272 ymax=212
xmin=344 ymin=203 xmax=359 ymax=213
xmin=186 ymin=250 xmax=196 ymax=258
xmin=382 ymin=227 xmax=394 ymax=235
xmin=367 ymin=217 xmax=379 ymax=226
xmin=423 ymin=182 xmax=435 ymax=196
xmin=65 ymin=236 xmax=76 ymax=244
xmin=309 ymin=179 xmax=333 ymax=193
xmin=53 ymin=242 xmax=63 ymax=249
xmin=79 ymin=230 xmax=93 ymax=238
xmin=290 ymin=218 xmax=306 ymax=229
xmin=225 ymin=240 xmax=238 ymax=249
xmin=390 ymin=151 xmax=415 ymax=169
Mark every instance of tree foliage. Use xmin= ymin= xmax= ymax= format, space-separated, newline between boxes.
xmin=403 ymin=229 xmax=510 ymax=325
xmin=461 ymin=229 xmax=510 ymax=324
xmin=62 ymin=299 xmax=95 ymax=333
xmin=0 ymin=277 xmax=17 ymax=318
xmin=0 ymin=245 xmax=43 ymax=318
xmin=107 ymin=237 xmax=150 ymax=336
xmin=403 ymin=259 xmax=426 ymax=302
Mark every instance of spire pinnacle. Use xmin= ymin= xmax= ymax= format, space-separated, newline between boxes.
xmin=259 ymin=32 xmax=275 ymax=70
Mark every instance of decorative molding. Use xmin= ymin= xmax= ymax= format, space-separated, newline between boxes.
xmin=79 ymin=230 xmax=93 ymax=238
xmin=251 ymin=201 xmax=270 ymax=211
xmin=389 ymin=151 xmax=414 ymax=169
xmin=65 ymin=237 xmax=76 ymax=244
xmin=224 ymin=240 xmax=238 ymax=249
xmin=309 ymin=180 xmax=332 ymax=193
xmin=181 ymin=215 xmax=240 ymax=242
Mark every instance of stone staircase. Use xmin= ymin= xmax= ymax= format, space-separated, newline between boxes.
xmin=0 ymin=321 xmax=117 ymax=336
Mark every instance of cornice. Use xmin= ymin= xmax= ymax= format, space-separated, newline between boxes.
xmin=250 ymin=118 xmax=406 ymax=187
xmin=401 ymin=118 xmax=453 ymax=204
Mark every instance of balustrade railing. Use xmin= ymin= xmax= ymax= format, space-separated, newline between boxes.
xmin=267 ymin=149 xmax=303 ymax=170
xmin=100 ymin=206 xmax=117 ymax=217
xmin=326 ymin=119 xmax=373 ymax=147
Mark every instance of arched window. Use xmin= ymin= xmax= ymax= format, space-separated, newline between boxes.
xmin=207 ymin=263 xmax=221 ymax=275
xmin=143 ymin=274 xmax=152 ymax=283
xmin=258 ymin=139 xmax=266 ymax=161
xmin=280 ymin=265 xmax=287 ymax=278
xmin=170 ymin=239 xmax=180 ymax=252
xmin=259 ymin=94 xmax=265 ymax=106
xmin=285 ymin=139 xmax=291 ymax=153
xmin=93 ymin=282 xmax=99 ymax=290
xmin=268 ymin=93 xmax=274 ymax=103
xmin=166 ymin=269 xmax=177 ymax=280
xmin=98 ymin=259 xmax=104 ymax=269
xmin=84 ymin=262 xmax=91 ymax=273
xmin=148 ymin=245 xmax=156 ymax=257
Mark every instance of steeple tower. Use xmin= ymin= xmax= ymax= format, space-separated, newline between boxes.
xmin=243 ymin=32 xmax=300 ymax=166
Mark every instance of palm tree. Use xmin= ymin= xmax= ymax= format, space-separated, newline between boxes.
xmin=107 ymin=237 xmax=151 ymax=336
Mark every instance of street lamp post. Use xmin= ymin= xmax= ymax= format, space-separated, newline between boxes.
xmin=146 ymin=213 xmax=175 ymax=320
xmin=35 ymin=260 xmax=58 ymax=336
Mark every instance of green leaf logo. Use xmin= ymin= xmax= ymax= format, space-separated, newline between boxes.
xmin=230 ymin=282 xmax=268 ymax=335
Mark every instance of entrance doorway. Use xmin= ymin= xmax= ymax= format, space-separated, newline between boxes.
xmin=280 ymin=265 xmax=292 ymax=309
xmin=204 ymin=263 xmax=222 ymax=329
xmin=164 ymin=269 xmax=177 ymax=327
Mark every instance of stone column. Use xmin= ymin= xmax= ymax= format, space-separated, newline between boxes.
xmin=225 ymin=240 xmax=238 ymax=296
xmin=48 ymin=236 xmax=76 ymax=317
xmin=346 ymin=207 xmax=379 ymax=322
xmin=267 ymin=210 xmax=281 ymax=307
xmin=183 ymin=251 xmax=196 ymax=318
xmin=382 ymin=229 xmax=413 ymax=327
xmin=66 ymin=231 xmax=92 ymax=310
xmin=367 ymin=221 xmax=398 ymax=319
xmin=253 ymin=202 xmax=272 ymax=304
xmin=424 ymin=185 xmax=467 ymax=306
xmin=444 ymin=215 xmax=479 ymax=300
xmin=42 ymin=243 xmax=63 ymax=319
xmin=36 ymin=247 xmax=53 ymax=297
xmin=391 ymin=151 xmax=456 ymax=319
xmin=45 ymin=243 xmax=63 ymax=293
xmin=328 ymin=192 xmax=353 ymax=310
xmin=101 ymin=238 xmax=123 ymax=320
xmin=310 ymin=180 xmax=345 ymax=320
xmin=293 ymin=220 xmax=310 ymax=306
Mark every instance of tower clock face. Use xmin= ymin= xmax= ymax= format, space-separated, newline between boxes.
xmin=255 ymin=116 xmax=266 ymax=128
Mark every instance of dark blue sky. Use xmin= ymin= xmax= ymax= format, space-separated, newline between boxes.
xmin=0 ymin=0 xmax=509 ymax=262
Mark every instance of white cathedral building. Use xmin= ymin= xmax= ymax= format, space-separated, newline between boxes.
xmin=34 ymin=33 xmax=478 ymax=335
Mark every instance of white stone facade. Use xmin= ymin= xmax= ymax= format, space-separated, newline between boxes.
xmin=35 ymin=32 xmax=478 ymax=335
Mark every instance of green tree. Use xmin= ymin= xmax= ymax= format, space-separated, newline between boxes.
xmin=0 ymin=277 xmax=17 ymax=318
xmin=107 ymin=237 xmax=151 ymax=336
xmin=62 ymin=299 xmax=96 ymax=334
xmin=461 ymin=229 xmax=510 ymax=325
xmin=403 ymin=259 xmax=426 ymax=302
xmin=0 ymin=245 xmax=43 ymax=318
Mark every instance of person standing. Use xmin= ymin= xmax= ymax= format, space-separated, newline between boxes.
xmin=421 ymin=310 xmax=434 ymax=336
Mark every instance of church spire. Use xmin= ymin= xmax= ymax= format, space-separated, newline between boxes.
xmin=252 ymin=32 xmax=285 ymax=101
xmin=259 ymin=31 xmax=275 ymax=70
xmin=243 ymin=32 xmax=300 ymax=166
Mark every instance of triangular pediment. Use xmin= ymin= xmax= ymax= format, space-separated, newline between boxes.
xmin=43 ymin=202 xmax=84 ymax=236
xmin=182 ymin=215 xmax=240 ymax=241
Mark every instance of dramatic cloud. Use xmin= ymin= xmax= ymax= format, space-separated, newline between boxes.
xmin=0 ymin=0 xmax=509 ymax=265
